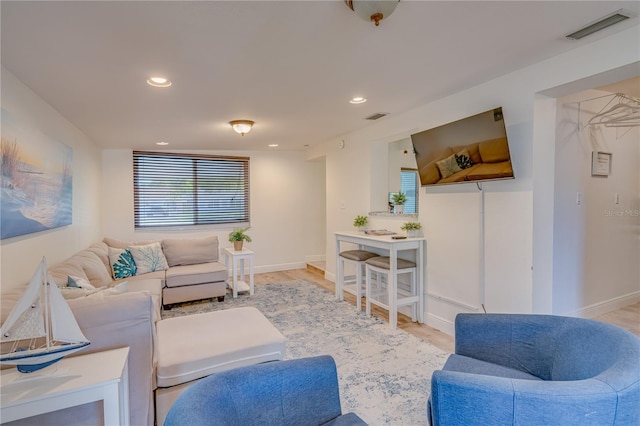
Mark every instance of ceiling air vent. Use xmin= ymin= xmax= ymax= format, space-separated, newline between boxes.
xmin=365 ymin=113 xmax=388 ymax=121
xmin=565 ymin=10 xmax=631 ymax=40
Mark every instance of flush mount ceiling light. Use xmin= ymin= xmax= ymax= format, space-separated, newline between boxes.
xmin=156 ymin=141 xmax=169 ymax=146
xmin=229 ymin=120 xmax=254 ymax=136
xmin=146 ymin=76 xmax=172 ymax=88
xmin=345 ymin=0 xmax=399 ymax=27
xmin=349 ymin=96 xmax=367 ymax=104
xmin=565 ymin=9 xmax=631 ymax=40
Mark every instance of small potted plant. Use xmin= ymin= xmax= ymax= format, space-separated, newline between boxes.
xmin=228 ymin=227 xmax=252 ymax=251
xmin=400 ymin=221 xmax=422 ymax=237
xmin=353 ymin=215 xmax=368 ymax=232
xmin=392 ymin=192 xmax=407 ymax=214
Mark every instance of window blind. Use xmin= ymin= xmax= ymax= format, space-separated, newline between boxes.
xmin=133 ymin=151 xmax=250 ymax=228
xmin=400 ymin=169 xmax=418 ymax=214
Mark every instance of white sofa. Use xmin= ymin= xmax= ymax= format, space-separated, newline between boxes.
xmin=1 ymin=236 xmax=286 ymax=426
xmin=48 ymin=236 xmax=228 ymax=308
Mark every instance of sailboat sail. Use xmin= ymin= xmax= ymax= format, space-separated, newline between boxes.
xmin=0 ymin=258 xmax=90 ymax=373
xmin=48 ymin=275 xmax=89 ymax=344
xmin=0 ymin=264 xmax=46 ymax=342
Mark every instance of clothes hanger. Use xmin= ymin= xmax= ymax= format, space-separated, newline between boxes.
xmin=587 ymin=94 xmax=640 ymax=127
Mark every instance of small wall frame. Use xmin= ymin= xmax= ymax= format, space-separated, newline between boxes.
xmin=591 ymin=151 xmax=612 ymax=177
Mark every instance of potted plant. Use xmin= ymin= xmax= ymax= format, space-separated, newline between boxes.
xmin=353 ymin=215 xmax=368 ymax=232
xmin=392 ymin=192 xmax=407 ymax=214
xmin=400 ymin=221 xmax=422 ymax=237
xmin=229 ymin=227 xmax=252 ymax=251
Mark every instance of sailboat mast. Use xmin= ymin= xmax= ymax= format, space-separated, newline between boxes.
xmin=43 ymin=266 xmax=51 ymax=349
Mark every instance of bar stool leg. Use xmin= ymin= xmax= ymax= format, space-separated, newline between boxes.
xmin=336 ymin=257 xmax=344 ymax=301
xmin=389 ymin=273 xmax=397 ymax=330
xmin=365 ymin=265 xmax=372 ymax=316
xmin=411 ymin=269 xmax=417 ymax=322
xmin=355 ymin=261 xmax=363 ymax=311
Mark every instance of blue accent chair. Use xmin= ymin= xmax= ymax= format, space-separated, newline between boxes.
xmin=428 ymin=313 xmax=640 ymax=426
xmin=164 ymin=355 xmax=367 ymax=426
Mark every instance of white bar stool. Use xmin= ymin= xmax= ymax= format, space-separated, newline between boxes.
xmin=337 ymin=250 xmax=378 ymax=310
xmin=365 ymin=256 xmax=417 ymax=329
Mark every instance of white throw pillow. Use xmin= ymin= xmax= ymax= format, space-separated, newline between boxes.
xmin=67 ymin=275 xmax=96 ymax=290
xmin=127 ymin=242 xmax=169 ymax=275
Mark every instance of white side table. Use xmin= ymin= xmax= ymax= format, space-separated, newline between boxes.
xmin=223 ymin=247 xmax=255 ymax=298
xmin=0 ymin=347 xmax=130 ymax=425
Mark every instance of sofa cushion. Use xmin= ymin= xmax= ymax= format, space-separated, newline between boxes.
xmin=162 ymin=237 xmax=219 ymax=267
xmin=465 ymin=161 xmax=513 ymax=181
xmin=86 ymin=241 xmax=111 ymax=274
xmin=72 ymin=250 xmax=113 ymax=287
xmin=104 ymin=237 xmax=158 ymax=249
xmin=128 ymin=242 xmax=169 ymax=274
xmin=478 ymin=137 xmax=510 ymax=163
xmin=123 ymin=270 xmax=166 ymax=283
xmin=165 ymin=262 xmax=227 ymax=288
xmin=49 ymin=261 xmax=89 ymax=287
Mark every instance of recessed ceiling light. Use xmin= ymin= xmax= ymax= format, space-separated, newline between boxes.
xmin=349 ymin=96 xmax=367 ymax=104
xmin=147 ymin=76 xmax=172 ymax=88
xmin=156 ymin=141 xmax=169 ymax=146
xmin=268 ymin=144 xmax=279 ymax=147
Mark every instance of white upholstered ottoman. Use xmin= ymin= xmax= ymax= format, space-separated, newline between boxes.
xmin=155 ymin=307 xmax=287 ymax=425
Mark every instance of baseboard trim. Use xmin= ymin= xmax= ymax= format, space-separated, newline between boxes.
xmin=254 ymin=262 xmax=307 ymax=274
xmin=565 ymin=291 xmax=640 ymax=319
xmin=424 ymin=312 xmax=455 ymax=336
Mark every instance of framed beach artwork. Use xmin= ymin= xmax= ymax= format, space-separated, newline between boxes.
xmin=1 ymin=109 xmax=73 ymax=239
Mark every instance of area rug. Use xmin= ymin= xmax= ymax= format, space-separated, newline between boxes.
xmin=162 ymin=280 xmax=449 ymax=425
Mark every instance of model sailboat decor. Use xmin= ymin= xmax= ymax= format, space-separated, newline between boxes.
xmin=0 ymin=257 xmax=90 ymax=373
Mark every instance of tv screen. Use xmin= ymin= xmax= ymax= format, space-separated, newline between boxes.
xmin=411 ymin=107 xmax=514 ymax=187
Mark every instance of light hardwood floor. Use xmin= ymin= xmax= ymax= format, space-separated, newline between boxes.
xmin=255 ymin=267 xmax=639 ymax=354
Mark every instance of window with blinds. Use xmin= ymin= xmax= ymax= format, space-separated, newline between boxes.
xmin=400 ymin=169 xmax=419 ymax=214
xmin=133 ymin=151 xmax=250 ymax=228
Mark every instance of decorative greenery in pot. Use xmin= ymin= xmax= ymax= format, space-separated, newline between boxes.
xmin=229 ymin=227 xmax=252 ymax=251
xmin=392 ymin=192 xmax=407 ymax=213
xmin=400 ymin=221 xmax=422 ymax=237
xmin=353 ymin=215 xmax=368 ymax=231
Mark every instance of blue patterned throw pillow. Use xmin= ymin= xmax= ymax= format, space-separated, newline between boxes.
xmin=108 ymin=247 xmax=137 ymax=279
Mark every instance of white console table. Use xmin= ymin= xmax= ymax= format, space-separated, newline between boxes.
xmin=0 ymin=347 xmax=130 ymax=425
xmin=223 ymin=247 xmax=255 ymax=298
xmin=335 ymin=231 xmax=426 ymax=328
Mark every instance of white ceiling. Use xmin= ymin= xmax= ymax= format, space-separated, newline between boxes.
xmin=2 ymin=1 xmax=638 ymax=151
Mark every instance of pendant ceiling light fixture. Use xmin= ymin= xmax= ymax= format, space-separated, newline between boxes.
xmin=229 ymin=120 xmax=254 ymax=136
xmin=345 ymin=0 xmax=399 ymax=27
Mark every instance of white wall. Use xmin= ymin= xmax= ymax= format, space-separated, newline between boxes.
xmin=1 ymin=67 xmax=103 ymax=291
xmin=102 ymin=149 xmax=326 ymax=273
xmin=553 ymin=89 xmax=640 ymax=316
xmin=308 ymin=25 xmax=639 ymax=335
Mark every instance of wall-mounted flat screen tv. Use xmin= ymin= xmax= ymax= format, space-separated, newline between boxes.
xmin=411 ymin=107 xmax=514 ymax=187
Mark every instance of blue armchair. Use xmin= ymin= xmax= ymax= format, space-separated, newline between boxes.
xmin=428 ymin=314 xmax=640 ymax=425
xmin=164 ymin=355 xmax=367 ymax=426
